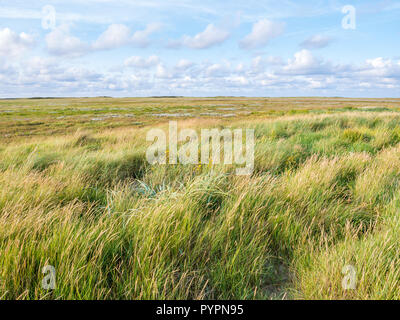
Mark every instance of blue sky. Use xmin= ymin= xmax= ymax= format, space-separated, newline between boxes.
xmin=0 ymin=0 xmax=399 ymax=97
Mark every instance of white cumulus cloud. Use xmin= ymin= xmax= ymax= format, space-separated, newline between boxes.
xmin=282 ymin=49 xmax=332 ymax=75
xmin=240 ymin=19 xmax=285 ymax=49
xmin=0 ymin=28 xmax=34 ymax=57
xmin=94 ymin=23 xmax=161 ymax=50
xmin=181 ymin=24 xmax=230 ymax=49
xmin=131 ymin=23 xmax=162 ymax=48
xmin=300 ymin=34 xmax=333 ymax=49
xmin=93 ymin=24 xmax=131 ymax=50
xmin=46 ymin=24 xmax=89 ymax=57
xmin=47 ymin=23 xmax=162 ymax=57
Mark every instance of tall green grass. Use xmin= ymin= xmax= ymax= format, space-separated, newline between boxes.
xmin=0 ymin=112 xmax=400 ymax=299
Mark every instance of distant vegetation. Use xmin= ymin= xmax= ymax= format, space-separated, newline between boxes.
xmin=0 ymin=97 xmax=400 ymax=299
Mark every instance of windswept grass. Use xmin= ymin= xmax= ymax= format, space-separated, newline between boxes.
xmin=0 ymin=98 xmax=400 ymax=300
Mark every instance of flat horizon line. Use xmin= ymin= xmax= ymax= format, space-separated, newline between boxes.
xmin=1 ymin=96 xmax=400 ymax=100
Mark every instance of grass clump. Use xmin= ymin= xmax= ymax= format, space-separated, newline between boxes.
xmin=342 ymin=128 xmax=372 ymax=143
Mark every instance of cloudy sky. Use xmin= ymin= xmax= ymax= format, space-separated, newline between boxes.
xmin=0 ymin=0 xmax=399 ymax=98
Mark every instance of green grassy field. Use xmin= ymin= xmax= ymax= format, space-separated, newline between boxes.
xmin=1 ymin=97 xmax=400 ymax=299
